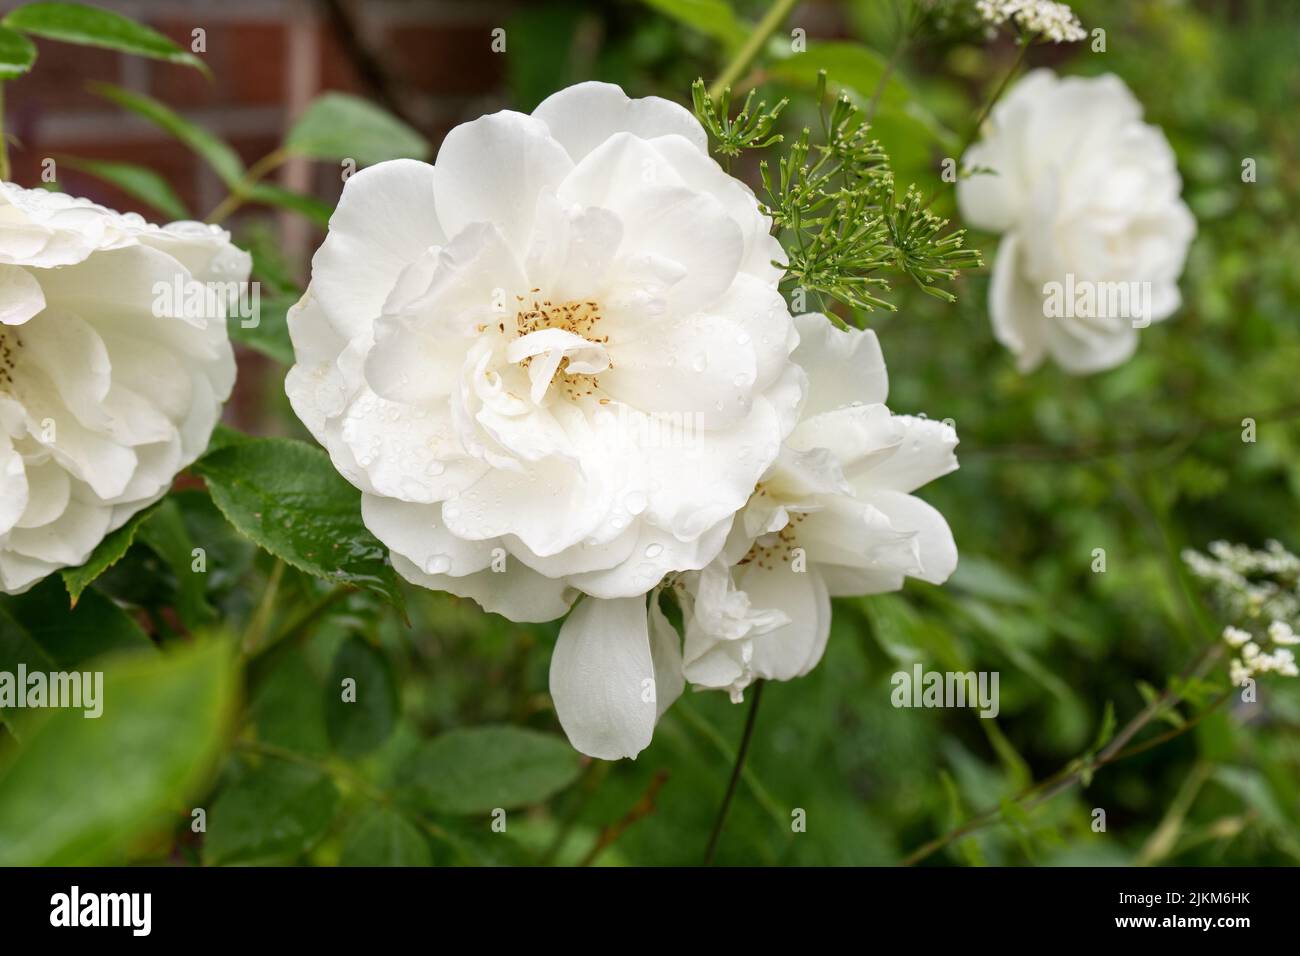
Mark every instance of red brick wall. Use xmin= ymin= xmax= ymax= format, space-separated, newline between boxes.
xmin=3 ymin=0 xmax=515 ymax=223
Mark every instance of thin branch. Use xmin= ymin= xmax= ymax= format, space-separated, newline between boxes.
xmin=579 ymin=769 xmax=669 ymax=866
xmin=900 ymin=646 xmax=1225 ymax=866
xmin=704 ymin=679 xmax=765 ymax=865
xmin=708 ymin=0 xmax=800 ymax=103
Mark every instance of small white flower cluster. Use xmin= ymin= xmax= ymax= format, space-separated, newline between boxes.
xmin=975 ymin=0 xmax=1087 ymax=43
xmin=1183 ymin=540 xmax=1300 ymax=627
xmin=1224 ymin=622 xmax=1299 ymax=686
xmin=1185 ymin=540 xmax=1300 ymax=686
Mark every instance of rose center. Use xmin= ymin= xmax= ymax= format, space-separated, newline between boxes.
xmin=502 ymin=295 xmax=613 ymax=404
xmin=737 ymin=512 xmax=809 ymax=572
xmin=0 ymin=327 xmax=21 ymax=392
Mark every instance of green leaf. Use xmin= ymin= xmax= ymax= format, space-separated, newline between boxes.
xmin=203 ymin=760 xmax=338 ymax=865
xmin=0 ymin=639 xmax=236 ymax=865
xmin=398 ymin=726 xmax=582 ymax=815
xmin=0 ymin=25 xmax=37 ymax=78
xmin=60 ymin=500 xmax=163 ymax=605
xmin=4 ymin=3 xmax=209 ymax=75
xmin=325 ymin=635 xmax=398 ymax=758
xmin=285 ymin=92 xmax=430 ymax=167
xmin=3 ymin=576 xmax=152 ymax=668
xmin=244 ymin=182 xmax=333 ymax=227
xmin=55 ymin=155 xmax=189 ymax=219
xmin=227 ymin=294 xmax=295 ymax=364
xmin=137 ymin=497 xmax=213 ymax=629
xmin=767 ymin=42 xmax=909 ymax=110
xmin=193 ymin=437 xmax=406 ymax=613
xmin=340 ymin=806 xmax=431 ymax=866
xmin=640 ymin=0 xmax=745 ymax=49
xmin=250 ymin=648 xmax=329 ymax=757
xmin=90 ymin=82 xmax=244 ymax=186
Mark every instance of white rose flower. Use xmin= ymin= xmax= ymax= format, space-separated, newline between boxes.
xmin=553 ymin=314 xmax=958 ymax=757
xmin=957 ymin=69 xmax=1196 ymax=374
xmin=676 ymin=313 xmax=959 ymax=701
xmin=0 ymin=183 xmax=245 ymax=594
xmin=286 ymin=81 xmax=803 ymax=629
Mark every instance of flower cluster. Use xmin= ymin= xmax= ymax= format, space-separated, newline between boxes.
xmin=1185 ymin=540 xmax=1300 ymax=686
xmin=975 ymin=0 xmax=1087 ymax=43
xmin=286 ymin=83 xmax=959 ymax=758
xmin=0 ymin=184 xmax=246 ymax=594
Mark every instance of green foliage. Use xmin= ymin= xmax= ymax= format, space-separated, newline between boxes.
xmin=0 ymin=640 xmax=235 ymax=865
xmin=0 ymin=26 xmax=37 ymax=78
xmin=737 ymin=73 xmax=981 ymax=312
xmin=340 ymin=806 xmax=432 ymax=866
xmin=204 ymin=759 xmax=339 ymax=865
xmin=90 ymin=81 xmax=244 ymax=186
xmin=54 ymin=155 xmax=190 ymax=219
xmin=194 ymin=437 xmax=406 ymax=613
xmin=325 ymin=636 xmax=399 ymax=757
xmin=284 ymin=92 xmax=430 ymax=167
xmin=60 ymin=500 xmax=163 ymax=604
xmin=227 ymin=294 xmax=296 ymax=364
xmin=3 ymin=2 xmax=208 ymax=75
xmin=690 ymin=79 xmax=786 ymax=157
xmin=396 ymin=726 xmax=583 ymax=815
xmin=640 ymin=0 xmax=746 ymax=51
xmin=0 ymin=0 xmax=1295 ymax=871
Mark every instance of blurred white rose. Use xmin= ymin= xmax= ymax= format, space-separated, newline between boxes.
xmin=555 ymin=314 xmax=958 ymax=757
xmin=0 ymin=183 xmax=246 ymax=594
xmin=958 ymin=69 xmax=1196 ymax=374
xmin=286 ymin=81 xmax=803 ymax=626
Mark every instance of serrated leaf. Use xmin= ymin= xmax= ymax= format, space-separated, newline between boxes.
xmin=0 ymin=25 xmax=36 ymax=77
xmin=203 ymin=760 xmax=338 ymax=865
xmin=340 ymin=806 xmax=431 ymax=866
xmin=3 ymin=576 xmax=152 ymax=669
xmin=60 ymin=500 xmax=163 ymax=604
xmin=4 ymin=2 xmax=208 ymax=75
xmin=285 ymin=92 xmax=429 ymax=167
xmin=90 ymin=82 xmax=244 ymax=185
xmin=640 ymin=0 xmax=745 ymax=49
xmin=56 ymin=155 xmax=189 ymax=219
xmin=397 ymin=725 xmax=582 ymax=815
xmin=193 ymin=437 xmax=405 ymax=612
xmin=0 ymin=639 xmax=236 ymax=865
xmin=325 ymin=635 xmax=398 ymax=758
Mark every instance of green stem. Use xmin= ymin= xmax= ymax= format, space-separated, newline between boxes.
xmin=206 ymin=146 xmax=291 ymax=224
xmin=240 ymin=560 xmax=284 ymax=657
xmin=957 ymin=38 xmax=1031 ymax=163
xmin=708 ymin=0 xmax=800 ymax=103
xmin=703 ymin=679 xmax=765 ymax=865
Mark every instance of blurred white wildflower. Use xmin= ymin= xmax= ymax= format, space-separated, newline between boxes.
xmin=975 ymin=0 xmax=1087 ymax=43
xmin=1183 ymin=539 xmax=1300 ymax=626
xmin=1188 ymin=540 xmax=1300 ymax=684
